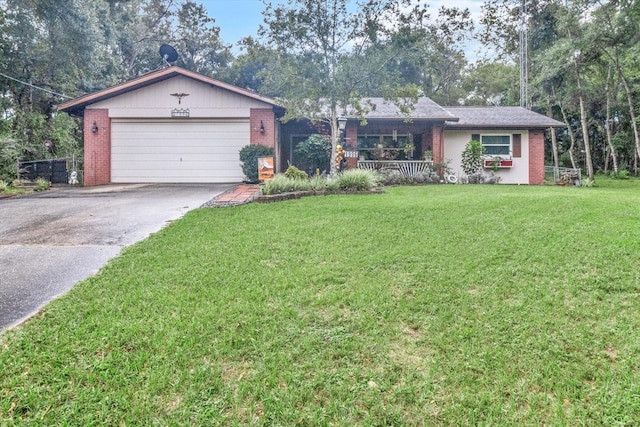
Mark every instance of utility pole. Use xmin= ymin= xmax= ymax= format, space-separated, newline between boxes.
xmin=519 ymin=0 xmax=529 ymax=109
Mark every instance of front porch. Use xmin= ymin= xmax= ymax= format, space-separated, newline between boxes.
xmin=278 ymin=118 xmax=444 ymax=175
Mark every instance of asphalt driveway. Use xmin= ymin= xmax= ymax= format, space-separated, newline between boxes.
xmin=0 ymin=183 xmax=231 ymax=331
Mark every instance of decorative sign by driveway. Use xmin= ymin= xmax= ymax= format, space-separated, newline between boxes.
xmin=258 ymin=157 xmax=274 ymax=181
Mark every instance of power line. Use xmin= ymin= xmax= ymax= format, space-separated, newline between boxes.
xmin=0 ymin=71 xmax=73 ymax=99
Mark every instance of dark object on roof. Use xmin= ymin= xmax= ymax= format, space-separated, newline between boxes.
xmin=159 ymin=44 xmax=179 ymax=64
xmin=57 ymin=66 xmax=278 ymax=117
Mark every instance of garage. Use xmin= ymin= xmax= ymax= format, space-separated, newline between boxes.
xmin=57 ymin=66 xmax=279 ymax=186
xmin=111 ymin=120 xmax=249 ymax=183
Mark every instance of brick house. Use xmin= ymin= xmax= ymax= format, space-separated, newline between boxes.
xmin=58 ymin=66 xmax=563 ymax=186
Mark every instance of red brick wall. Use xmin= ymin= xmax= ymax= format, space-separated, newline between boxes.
xmin=432 ymin=124 xmax=444 ymax=164
xmin=345 ymin=121 xmax=358 ymax=168
xmin=529 ymin=130 xmax=545 ymax=185
xmin=83 ymin=109 xmax=110 ymax=186
xmin=250 ymin=108 xmax=277 ymax=172
xmin=250 ymin=108 xmax=276 ymax=149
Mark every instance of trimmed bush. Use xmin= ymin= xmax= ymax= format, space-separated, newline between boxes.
xmin=284 ymin=165 xmax=308 ymax=180
xmin=262 ymin=169 xmax=382 ymax=196
xmin=309 ymin=175 xmax=327 ymax=192
xmin=334 ymin=169 xmax=382 ymax=191
xmin=467 ymin=172 xmax=501 ymax=184
xmin=239 ymin=144 xmax=274 ymax=183
xmin=377 ymin=169 xmax=441 ymax=186
xmin=262 ymin=174 xmax=311 ymax=195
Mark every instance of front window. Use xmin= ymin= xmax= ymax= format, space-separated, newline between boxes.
xmin=481 ymin=135 xmax=511 ymax=157
xmin=357 ymin=134 xmax=413 ymax=160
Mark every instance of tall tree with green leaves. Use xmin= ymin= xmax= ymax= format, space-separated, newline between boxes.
xmin=461 ymin=61 xmax=519 ymax=106
xmin=222 ymin=36 xmax=273 ymax=93
xmin=589 ymin=0 xmax=640 ymax=170
xmin=360 ymin=4 xmax=474 ymax=105
xmin=257 ymin=0 xmax=426 ymax=175
xmin=173 ymin=0 xmax=231 ymax=77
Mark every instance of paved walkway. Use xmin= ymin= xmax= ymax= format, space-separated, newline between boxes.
xmin=204 ymin=184 xmax=261 ymax=207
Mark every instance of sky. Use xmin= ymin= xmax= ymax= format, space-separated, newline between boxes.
xmin=198 ymin=0 xmax=486 ymax=60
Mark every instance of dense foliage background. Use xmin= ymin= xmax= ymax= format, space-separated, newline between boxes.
xmin=0 ymin=0 xmax=638 ymax=180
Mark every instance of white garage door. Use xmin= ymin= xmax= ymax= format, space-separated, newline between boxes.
xmin=111 ymin=120 xmax=249 ymax=183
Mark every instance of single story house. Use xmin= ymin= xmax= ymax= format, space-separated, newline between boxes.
xmin=58 ymin=66 xmax=564 ymax=186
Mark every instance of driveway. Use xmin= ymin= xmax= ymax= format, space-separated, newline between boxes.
xmin=0 ymin=184 xmax=231 ymax=331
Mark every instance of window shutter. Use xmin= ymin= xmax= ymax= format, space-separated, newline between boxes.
xmin=512 ymin=134 xmax=522 ymax=157
xmin=472 ymin=133 xmax=480 ymax=142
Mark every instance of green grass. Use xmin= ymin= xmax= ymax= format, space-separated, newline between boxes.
xmin=2 ymin=183 xmax=640 ymax=425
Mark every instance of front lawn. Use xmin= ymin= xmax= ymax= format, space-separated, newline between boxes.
xmin=2 ymin=183 xmax=640 ymax=425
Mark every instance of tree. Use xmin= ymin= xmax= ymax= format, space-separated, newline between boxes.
xmin=222 ymin=37 xmax=273 ymax=93
xmin=257 ymin=0 xmax=424 ymax=175
xmin=294 ymin=134 xmax=331 ymax=175
xmin=365 ymin=4 xmax=474 ymax=105
xmin=172 ymin=1 xmax=231 ymax=77
xmin=461 ymin=139 xmax=485 ymax=176
xmin=1 ymin=0 xmax=105 ymax=166
xmin=461 ymin=61 xmax=519 ymax=106
xmin=589 ymin=0 xmax=640 ymax=172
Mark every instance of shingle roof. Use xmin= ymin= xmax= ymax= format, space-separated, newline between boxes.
xmin=443 ymin=106 xmax=565 ymax=128
xmin=57 ymin=66 xmax=278 ymax=116
xmin=342 ymin=97 xmax=458 ymax=121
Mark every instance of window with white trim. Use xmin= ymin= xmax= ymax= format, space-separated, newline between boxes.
xmin=481 ymin=135 xmax=511 ymax=157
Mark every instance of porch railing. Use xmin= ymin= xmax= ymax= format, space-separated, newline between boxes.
xmin=357 ymin=160 xmax=434 ymax=177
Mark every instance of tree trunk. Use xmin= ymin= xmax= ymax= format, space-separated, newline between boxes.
xmin=573 ymin=58 xmax=593 ymax=180
xmin=559 ymin=103 xmax=577 ymax=170
xmin=550 ymin=128 xmax=559 ymax=169
xmin=579 ymin=95 xmax=594 ymax=180
xmin=604 ymin=64 xmax=618 ymax=173
xmin=329 ymin=113 xmax=339 ymax=176
xmin=547 ymin=103 xmax=559 ymax=170
xmin=620 ymin=75 xmax=640 ymax=171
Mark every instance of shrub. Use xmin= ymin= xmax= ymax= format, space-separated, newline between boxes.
xmin=309 ymin=175 xmax=327 ymax=192
xmin=262 ymin=174 xmax=311 ymax=195
xmin=0 ymin=137 xmax=20 ymax=182
xmin=611 ymin=169 xmax=630 ymax=180
xmin=294 ymin=134 xmax=331 ymax=174
xmin=467 ymin=172 xmax=501 ymax=184
xmin=262 ymin=169 xmax=382 ymax=196
xmin=284 ymin=165 xmax=308 ymax=180
xmin=325 ymin=177 xmax=341 ymax=192
xmin=461 ymin=140 xmax=485 ymax=176
xmin=239 ymin=145 xmax=274 ymax=183
xmin=378 ymin=169 xmax=405 ymax=186
xmin=0 ymin=180 xmax=7 ymax=192
xmin=35 ymin=177 xmax=50 ymax=191
xmin=376 ymin=168 xmax=441 ymax=186
xmin=334 ymin=169 xmax=382 ymax=192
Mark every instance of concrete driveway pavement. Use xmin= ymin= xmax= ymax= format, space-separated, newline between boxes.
xmin=0 ymin=183 xmax=231 ymax=331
